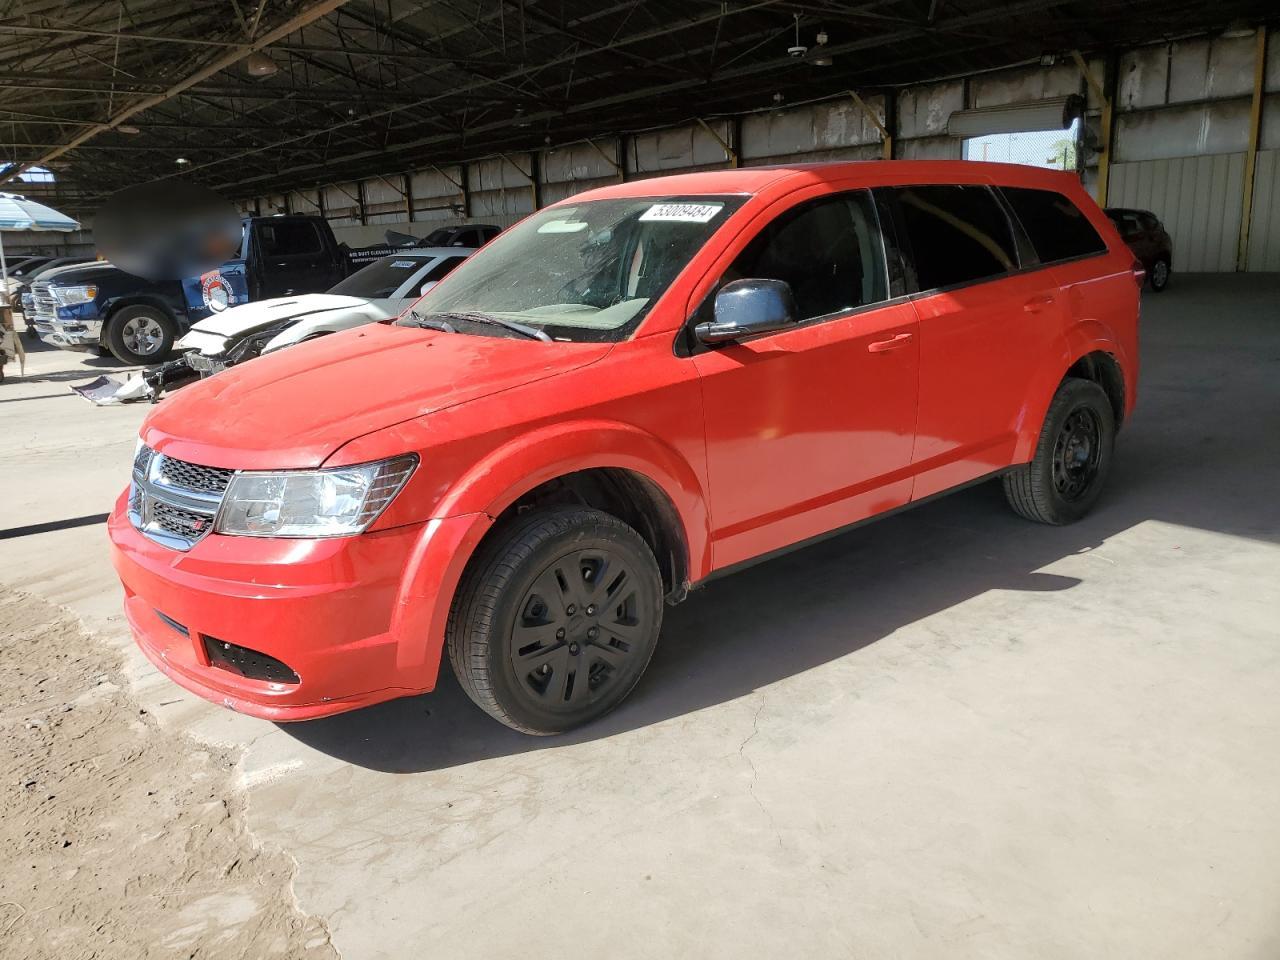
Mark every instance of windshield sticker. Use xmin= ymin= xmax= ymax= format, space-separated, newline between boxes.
xmin=538 ymin=220 xmax=590 ymax=234
xmin=390 ymin=260 xmax=417 ymax=268
xmin=639 ymin=202 xmax=723 ymax=223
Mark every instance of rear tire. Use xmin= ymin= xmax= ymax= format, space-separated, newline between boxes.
xmin=105 ymin=305 xmax=175 ymax=365
xmin=1003 ymin=377 xmax=1115 ymax=525
xmin=1149 ymin=257 xmax=1170 ymax=292
xmin=447 ymin=506 xmax=663 ymax=735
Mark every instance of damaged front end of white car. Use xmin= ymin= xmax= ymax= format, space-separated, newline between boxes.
xmin=87 ymin=295 xmax=394 ymax=404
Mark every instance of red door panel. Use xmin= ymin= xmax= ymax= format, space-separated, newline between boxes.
xmin=909 ymin=269 xmax=1067 ymax=499
xmin=695 ymin=302 xmax=919 ymax=569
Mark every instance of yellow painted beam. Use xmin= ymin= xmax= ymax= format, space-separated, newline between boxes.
xmin=697 ymin=118 xmax=738 ymax=168
xmin=848 ymin=90 xmax=893 ymax=160
xmin=1238 ymin=26 xmax=1268 ymax=271
xmin=1071 ymin=51 xmax=1111 ymax=206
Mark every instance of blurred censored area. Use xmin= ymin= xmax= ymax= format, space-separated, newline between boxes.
xmin=95 ymin=183 xmax=242 ymax=282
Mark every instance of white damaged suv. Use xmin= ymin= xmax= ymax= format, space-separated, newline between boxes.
xmin=135 ymin=247 xmax=474 ymax=399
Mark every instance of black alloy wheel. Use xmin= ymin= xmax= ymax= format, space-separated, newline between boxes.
xmin=1003 ymin=376 xmax=1116 ymax=525
xmin=510 ymin=547 xmax=649 ymax=713
xmin=448 ymin=506 xmax=663 ymax=734
xmin=1051 ymin=407 xmax=1103 ymax=502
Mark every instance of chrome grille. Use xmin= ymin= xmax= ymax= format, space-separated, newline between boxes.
xmin=132 ymin=444 xmax=154 ymax=479
xmin=31 ymin=281 xmax=56 ymax=323
xmin=128 ymin=446 xmax=232 ymax=551
xmin=156 ymin=457 xmax=234 ymax=496
xmin=151 ymin=499 xmax=214 ymax=540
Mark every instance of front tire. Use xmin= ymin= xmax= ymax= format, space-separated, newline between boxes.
xmin=1003 ymin=377 xmax=1116 ymax=525
xmin=105 ymin=305 xmax=175 ymax=364
xmin=447 ymin=506 xmax=663 ymax=735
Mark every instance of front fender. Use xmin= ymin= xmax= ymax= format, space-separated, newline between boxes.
xmin=431 ymin=419 xmax=710 ymax=572
xmin=386 ymin=421 xmax=711 ymax=686
xmin=1013 ymin=319 xmax=1132 ymax=463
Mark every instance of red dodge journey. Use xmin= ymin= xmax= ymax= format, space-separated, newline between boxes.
xmin=110 ymin=161 xmax=1140 ymax=734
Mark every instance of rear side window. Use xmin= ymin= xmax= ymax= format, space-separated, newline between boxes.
xmin=892 ymin=185 xmax=1018 ymax=290
xmin=257 ymin=221 xmax=321 ymax=257
xmin=1002 ymin=187 xmax=1107 ymax=264
xmin=726 ymin=191 xmax=888 ymax=321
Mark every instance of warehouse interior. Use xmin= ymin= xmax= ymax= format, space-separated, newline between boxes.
xmin=2 ymin=2 xmax=1279 ymax=958
xmin=4 ymin=1 xmax=1280 ymax=270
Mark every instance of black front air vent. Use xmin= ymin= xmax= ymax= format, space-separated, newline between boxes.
xmin=202 ymin=636 xmax=300 ymax=685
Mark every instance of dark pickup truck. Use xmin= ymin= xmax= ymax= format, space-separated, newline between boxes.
xmin=33 ymin=214 xmax=348 ymax=363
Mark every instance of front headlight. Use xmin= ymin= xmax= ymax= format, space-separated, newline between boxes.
xmin=53 ymin=284 xmax=98 ymax=306
xmin=215 ymin=455 xmax=417 ymax=538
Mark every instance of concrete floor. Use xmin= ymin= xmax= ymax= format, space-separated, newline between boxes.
xmin=2 ymin=274 xmax=1278 ymax=959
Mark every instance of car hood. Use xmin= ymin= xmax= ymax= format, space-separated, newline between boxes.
xmin=183 ymin=293 xmax=375 ymax=339
xmin=32 ymin=262 xmax=117 ymax=285
xmin=143 ymin=323 xmax=612 ymax=469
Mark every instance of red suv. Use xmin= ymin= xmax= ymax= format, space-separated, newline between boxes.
xmin=109 ymin=162 xmax=1140 ymax=734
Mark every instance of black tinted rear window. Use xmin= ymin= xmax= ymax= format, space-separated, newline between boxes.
xmin=893 ymin=185 xmax=1018 ymax=290
xmin=258 ymin=220 xmax=321 ymax=257
xmin=1002 ymin=187 xmax=1107 ymax=264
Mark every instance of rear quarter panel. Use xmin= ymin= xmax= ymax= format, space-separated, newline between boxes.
xmin=1015 ymin=188 xmax=1140 ymax=460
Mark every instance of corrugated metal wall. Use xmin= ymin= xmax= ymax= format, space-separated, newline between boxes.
xmin=1109 ymin=154 xmax=1246 ymax=271
xmin=226 ymin=27 xmax=1280 ymax=274
xmin=1246 ymin=150 xmax=1280 ymax=272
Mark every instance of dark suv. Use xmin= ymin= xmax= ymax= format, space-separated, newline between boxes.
xmin=1106 ymin=208 xmax=1172 ymax=292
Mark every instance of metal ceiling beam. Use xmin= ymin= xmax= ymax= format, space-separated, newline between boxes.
xmin=0 ymin=0 xmax=353 ymax=185
xmin=208 ymin=0 xmax=1068 ymax=193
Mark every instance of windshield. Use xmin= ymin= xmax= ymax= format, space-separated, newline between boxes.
xmin=11 ymin=258 xmax=51 ymax=277
xmin=412 ymin=195 xmax=745 ymax=342
xmin=329 ymin=255 xmax=427 ymax=299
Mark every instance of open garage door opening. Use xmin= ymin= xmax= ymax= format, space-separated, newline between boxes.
xmin=963 ymin=119 xmax=1081 ymax=173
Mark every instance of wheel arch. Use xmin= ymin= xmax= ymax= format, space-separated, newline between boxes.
xmin=1014 ymin=322 xmax=1131 ymax=463
xmin=386 ymin=421 xmax=710 ymax=690
xmin=436 ymin=420 xmax=710 ymax=589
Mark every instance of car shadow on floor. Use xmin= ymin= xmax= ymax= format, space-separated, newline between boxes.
xmin=283 ymin=391 xmax=1280 ymax=774
xmin=280 ymin=279 xmax=1280 ymax=772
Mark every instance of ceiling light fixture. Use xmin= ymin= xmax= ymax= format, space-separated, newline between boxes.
xmin=811 ymin=29 xmax=832 ymax=67
xmin=175 ymin=157 xmax=190 ymax=165
xmin=117 ymin=124 xmax=140 ymax=135
xmin=245 ymin=51 xmax=279 ymax=78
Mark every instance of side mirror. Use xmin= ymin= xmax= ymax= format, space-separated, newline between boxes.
xmin=419 ymin=281 xmax=437 ymax=296
xmin=695 ymin=278 xmax=798 ymax=345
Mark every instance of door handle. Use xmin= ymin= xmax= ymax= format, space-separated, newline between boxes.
xmin=1023 ymin=294 xmax=1055 ymax=313
xmin=867 ymin=332 xmax=914 ymax=353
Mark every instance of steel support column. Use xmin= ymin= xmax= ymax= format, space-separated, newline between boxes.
xmin=1238 ymin=25 xmax=1269 ymax=271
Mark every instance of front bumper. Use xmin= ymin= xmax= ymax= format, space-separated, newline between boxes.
xmin=108 ymin=493 xmax=460 ymax=721
xmin=185 ymin=350 xmax=229 ymax=376
xmin=38 ymin=317 xmax=102 ymax=349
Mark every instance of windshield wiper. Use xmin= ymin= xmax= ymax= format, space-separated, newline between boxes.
xmin=399 ymin=310 xmax=457 ymax=334
xmin=431 ymin=310 xmax=552 ymax=342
